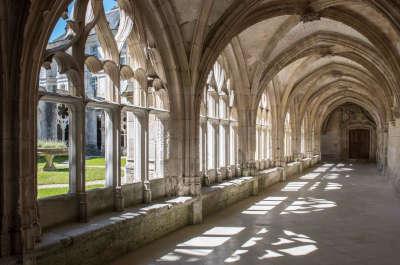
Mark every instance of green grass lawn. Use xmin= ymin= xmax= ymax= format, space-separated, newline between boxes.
xmin=37 ymin=155 xmax=127 ymax=198
xmin=37 ymin=184 xmax=104 ymax=199
xmin=37 ymin=162 xmax=107 ymax=184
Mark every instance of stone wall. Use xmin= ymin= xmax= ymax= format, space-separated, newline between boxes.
xmin=321 ymin=110 xmax=342 ymax=160
xmin=39 ymin=176 xmax=178 ymax=229
xmin=35 ymin=157 xmax=320 ymax=265
xmin=321 ymin=103 xmax=376 ymax=161
xmin=387 ymin=119 xmax=400 ymax=193
xmin=38 ymin=196 xmax=79 ymax=229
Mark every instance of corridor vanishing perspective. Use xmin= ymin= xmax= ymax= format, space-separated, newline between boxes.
xmin=3 ymin=0 xmax=400 ymax=264
xmin=113 ymin=163 xmax=400 ymax=265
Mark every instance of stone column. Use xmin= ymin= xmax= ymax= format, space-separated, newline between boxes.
xmin=215 ymin=122 xmax=222 ymax=182
xmin=70 ymin=102 xmax=87 ymax=222
xmin=226 ymin=122 xmax=232 ymax=179
xmin=219 ymin=122 xmax=226 ymax=179
xmin=140 ymin=110 xmax=151 ymax=203
xmin=291 ymin=114 xmax=301 ymax=161
xmin=255 ymin=126 xmax=259 ymax=166
xmin=0 ymin=4 xmax=52 ymax=261
xmin=104 ymin=110 xmax=114 ymax=188
xmin=201 ymin=121 xmax=209 ymax=184
xmin=240 ymin=108 xmax=256 ymax=177
xmin=108 ymin=108 xmax=123 ymax=211
xmin=260 ymin=127 xmax=264 ymax=169
xmin=306 ymin=121 xmax=313 ymax=159
xmin=234 ymin=125 xmax=241 ymax=176
xmin=314 ymin=129 xmax=321 ymax=158
xmin=276 ymin=119 xmax=286 ymax=167
xmin=376 ymin=126 xmax=386 ymax=171
xmin=205 ymin=120 xmax=213 ymax=185
xmin=382 ymin=125 xmax=389 ymax=174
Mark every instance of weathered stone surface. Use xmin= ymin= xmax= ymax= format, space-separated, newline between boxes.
xmin=2 ymin=0 xmax=400 ymax=263
xmin=35 ymin=160 xmax=318 ymax=265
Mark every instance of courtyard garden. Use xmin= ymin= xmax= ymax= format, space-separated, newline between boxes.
xmin=37 ymin=155 xmax=126 ymax=199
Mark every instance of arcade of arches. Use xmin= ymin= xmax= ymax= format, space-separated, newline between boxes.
xmin=1 ymin=0 xmax=400 ymax=264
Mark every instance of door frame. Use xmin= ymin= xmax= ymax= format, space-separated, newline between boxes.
xmin=345 ymin=124 xmax=375 ymax=161
xmin=348 ymin=129 xmax=370 ymax=159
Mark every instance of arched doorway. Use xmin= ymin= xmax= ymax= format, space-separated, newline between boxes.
xmin=321 ymin=103 xmax=376 ymax=161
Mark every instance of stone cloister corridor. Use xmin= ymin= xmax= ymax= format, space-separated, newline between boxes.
xmin=3 ymin=0 xmax=400 ymax=264
xmin=112 ymin=163 xmax=400 ymax=265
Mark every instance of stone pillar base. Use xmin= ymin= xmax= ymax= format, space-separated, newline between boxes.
xmin=191 ymin=176 xmax=202 ymax=196
xmin=278 ymin=166 xmax=287 ymax=182
xmin=216 ymin=169 xmax=222 ymax=183
xmin=299 ymin=161 xmax=304 ymax=174
xmin=166 ymin=176 xmax=179 ymax=197
xmin=78 ymin=192 xmax=88 ymax=222
xmin=221 ymin=167 xmax=229 ymax=180
xmin=204 ymin=175 xmax=211 ymax=186
xmin=143 ymin=181 xmax=152 ymax=203
xmin=226 ymin=167 xmax=233 ymax=179
xmin=252 ymin=178 xmax=259 ymax=196
xmin=250 ymin=162 xmax=257 ymax=176
xmin=235 ymin=165 xmax=241 ymax=177
xmin=113 ymin=187 xmax=124 ymax=211
xmin=191 ymin=197 xmax=203 ymax=224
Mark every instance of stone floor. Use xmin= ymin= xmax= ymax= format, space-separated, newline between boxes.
xmin=112 ymin=163 xmax=400 ymax=265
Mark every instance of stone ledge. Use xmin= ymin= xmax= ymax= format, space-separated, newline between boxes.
xmin=36 ymin=196 xmax=195 ymax=265
xmin=259 ymin=167 xmax=280 ymax=175
xmin=35 ymin=158 xmax=320 ymax=265
xmin=38 ymin=177 xmax=179 ymax=229
xmin=201 ymin=176 xmax=255 ymax=217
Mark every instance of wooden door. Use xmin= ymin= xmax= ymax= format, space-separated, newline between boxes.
xmin=349 ymin=129 xmax=370 ymax=159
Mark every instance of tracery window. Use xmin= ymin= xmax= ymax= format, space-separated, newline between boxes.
xmin=256 ymin=90 xmax=272 ymax=168
xmin=36 ymin=0 xmax=170 ymax=207
xmin=199 ymin=61 xmax=239 ymax=183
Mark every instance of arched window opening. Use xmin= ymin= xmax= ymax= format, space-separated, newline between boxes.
xmin=122 ymin=110 xmax=142 ymax=184
xmin=37 ymin=101 xmax=72 ymax=199
xmin=36 ymin=0 xmax=170 ymax=222
xmin=266 ymin=111 xmax=272 ymax=159
xmin=230 ymin=106 xmax=239 ymax=168
xmin=199 ymin=61 xmax=238 ymax=184
xmin=256 ymin=90 xmax=272 ymax=169
xmin=301 ymin=118 xmax=306 ymax=156
xmin=284 ymin=113 xmax=292 ymax=160
xmin=85 ymin=107 xmax=110 ymax=190
xmin=149 ymin=113 xmax=169 ymax=180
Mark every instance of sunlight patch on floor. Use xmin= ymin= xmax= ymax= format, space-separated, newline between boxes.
xmin=242 ymin=196 xmax=287 ymax=215
xmin=281 ymin=182 xmax=308 ymax=191
xmin=281 ymin=197 xmax=337 ymax=215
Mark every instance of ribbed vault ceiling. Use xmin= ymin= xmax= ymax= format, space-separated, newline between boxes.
xmin=166 ymin=0 xmax=400 ymax=130
xmin=150 ymin=0 xmax=400 ymax=130
xmin=37 ymin=0 xmax=400 ymax=131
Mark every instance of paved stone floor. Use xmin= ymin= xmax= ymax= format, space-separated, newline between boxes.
xmin=112 ymin=163 xmax=400 ymax=265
